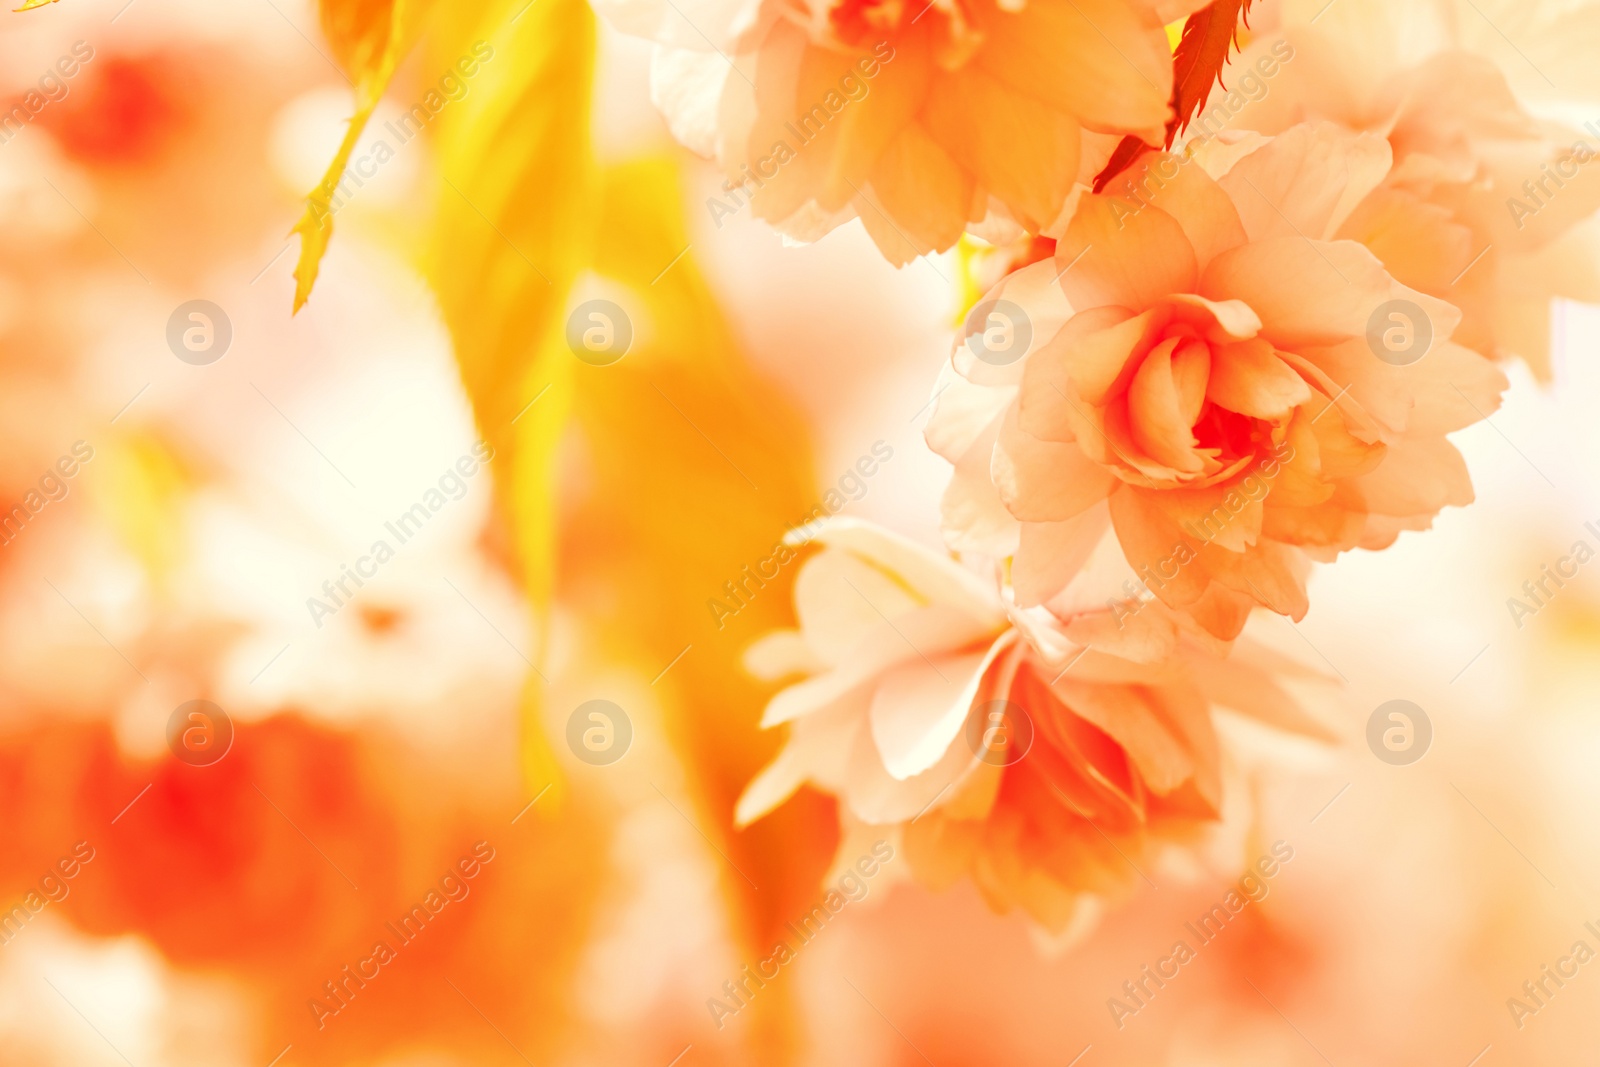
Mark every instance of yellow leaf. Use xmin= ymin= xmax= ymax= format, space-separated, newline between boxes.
xmin=290 ymin=0 xmax=431 ymax=313
xmin=12 ymin=0 xmax=59 ymax=10
xmin=562 ymin=160 xmax=840 ymax=1053
xmin=426 ymin=0 xmax=598 ymax=800
xmin=425 ymin=13 xmax=835 ymax=1052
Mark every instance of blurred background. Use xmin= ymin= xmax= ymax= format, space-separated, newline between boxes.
xmin=0 ymin=0 xmax=1598 ymax=1064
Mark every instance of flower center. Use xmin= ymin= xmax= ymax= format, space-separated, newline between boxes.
xmin=827 ymin=0 xmax=906 ymax=46
xmin=1191 ymin=401 xmax=1270 ymax=466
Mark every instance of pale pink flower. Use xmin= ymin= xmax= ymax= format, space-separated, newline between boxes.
xmin=736 ymin=518 xmax=1330 ymax=929
xmin=597 ymin=0 xmax=1209 ymax=262
xmin=928 ymin=122 xmax=1509 ymax=639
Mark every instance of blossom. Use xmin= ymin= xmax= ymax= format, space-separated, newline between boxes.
xmin=735 ymin=518 xmax=1330 ymax=929
xmin=927 ymin=122 xmax=1509 ymax=639
xmin=1214 ymin=3 xmax=1600 ymax=377
xmin=596 ymin=0 xmax=1209 ymax=263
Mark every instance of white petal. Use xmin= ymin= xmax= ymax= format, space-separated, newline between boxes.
xmin=869 ymin=635 xmax=1009 ymax=780
xmin=924 ymin=360 xmax=1013 ymax=463
xmin=743 ymin=628 xmax=821 ymax=681
xmin=841 ymin=703 xmax=987 ymax=824
xmin=940 ymin=418 xmax=1021 ymax=558
xmin=761 ymin=602 xmax=998 ymax=727
xmin=650 ymin=46 xmax=732 ymax=159
xmin=792 ymin=546 xmax=922 ymax=664
xmin=797 ymin=518 xmax=1006 ymax=629
xmin=734 ymin=743 xmax=805 ymax=826
xmin=952 ymin=257 xmax=1078 ymax=388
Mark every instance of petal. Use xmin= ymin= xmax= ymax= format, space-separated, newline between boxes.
xmin=1219 ymin=122 xmax=1393 ymax=242
xmin=739 ymin=26 xmax=816 ymax=225
xmin=1207 ymin=536 xmax=1311 ymax=622
xmin=861 ymin=123 xmax=973 ymax=263
xmin=993 ymin=408 xmax=1117 ymax=521
xmin=843 ymin=698 xmax=987 ymax=823
xmin=760 ymin=602 xmax=995 ymax=727
xmin=1039 ymin=502 xmax=1133 ymax=616
xmin=1160 ymin=293 xmax=1263 ymax=341
xmin=734 ymin=745 xmax=805 ymax=825
xmin=651 ymin=46 xmax=732 ymax=158
xmin=1260 ymin=499 xmax=1366 ymax=550
xmin=1144 ymin=685 xmax=1222 ymax=809
xmin=952 ymin=257 xmax=1078 ymax=389
xmin=1128 ymin=336 xmax=1209 ymax=472
xmin=1149 ymin=482 xmax=1264 ymax=553
xmin=1100 ymin=152 xmax=1249 ymax=267
xmin=791 ymin=36 xmax=933 ymax=213
xmin=924 ymin=65 xmax=1082 ymax=232
xmin=941 ymin=417 xmax=1022 ymax=557
xmin=1046 ymin=677 xmax=1197 ymax=797
xmin=976 ymin=0 xmax=1172 ymax=141
xmin=798 ymin=517 xmax=1006 ymax=626
xmin=925 ymin=360 xmax=1013 ymax=462
xmin=744 ymin=629 xmax=821 ymax=681
xmin=793 ymin=545 xmax=922 ymax=663
xmin=1177 ymin=582 xmax=1255 ymax=641
xmin=1205 ymin=338 xmax=1313 ymax=420
xmin=1108 ymin=486 xmax=1209 ymax=608
xmin=1201 ymin=236 xmax=1461 ymax=348
xmin=871 ymin=634 xmax=1012 ymax=780
xmin=1335 ymin=185 xmax=1476 ymax=297
xmin=600 ymin=0 xmax=766 ymax=50
xmin=760 ymin=671 xmax=874 ymax=730
xmin=1057 ymin=195 xmax=1198 ymax=312
xmin=1295 ymin=338 xmax=1507 ymax=438
xmin=738 ymin=696 xmax=864 ymax=824
xmin=1013 ymin=509 xmax=1109 ymax=608
xmin=1060 ymin=601 xmax=1179 ymax=663
xmin=1348 ymin=435 xmax=1474 ymax=519
xmin=1019 ymin=306 xmax=1148 ymax=419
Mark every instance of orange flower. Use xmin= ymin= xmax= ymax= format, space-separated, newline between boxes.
xmin=597 ymin=0 xmax=1208 ymax=262
xmin=928 ymin=122 xmax=1509 ymax=639
xmin=736 ymin=519 xmax=1330 ymax=929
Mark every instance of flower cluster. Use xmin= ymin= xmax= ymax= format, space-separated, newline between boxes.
xmin=597 ymin=0 xmax=1596 ymax=928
